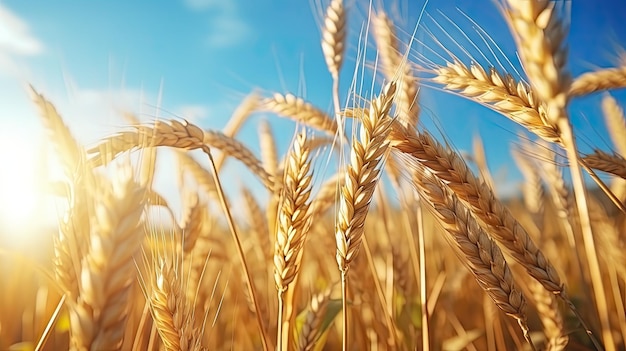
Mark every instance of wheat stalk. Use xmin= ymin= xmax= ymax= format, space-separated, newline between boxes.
xmin=274 ymin=130 xmax=314 ymax=350
xmin=335 ymin=81 xmax=395 ymax=351
xmin=335 ymin=81 xmax=395 ymax=272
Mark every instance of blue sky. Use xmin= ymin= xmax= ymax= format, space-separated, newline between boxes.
xmin=1 ymin=0 xmax=625 ymax=242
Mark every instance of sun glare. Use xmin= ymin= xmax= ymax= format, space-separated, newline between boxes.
xmin=0 ymin=133 xmax=45 ymax=243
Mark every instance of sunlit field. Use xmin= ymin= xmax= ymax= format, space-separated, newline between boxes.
xmin=1 ymin=1 xmax=626 ymax=350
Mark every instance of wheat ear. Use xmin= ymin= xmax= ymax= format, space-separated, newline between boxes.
xmin=296 ymin=288 xmax=333 ymax=351
xmin=261 ymin=93 xmax=338 ymax=135
xmin=241 ymin=186 xmax=271 ymax=262
xmin=321 ymin=0 xmax=346 ymax=80
xmin=432 ymin=59 xmax=624 ymax=212
xmin=179 ymin=192 xmax=204 ymax=254
xmin=527 ymin=279 xmax=568 ymax=351
xmin=336 ymin=82 xmax=395 ymax=351
xmin=504 ymin=0 xmax=570 ymax=125
xmin=602 ymin=94 xmax=626 ymax=156
xmin=176 ymin=152 xmax=217 ymax=197
xmin=391 ymin=126 xmax=564 ymax=294
xmin=582 ymin=150 xmax=626 ymax=179
xmin=569 ymin=64 xmax=626 ymax=97
xmin=335 ymin=81 xmax=395 ymax=271
xmin=30 ymin=86 xmax=85 ymax=178
xmin=397 ymin=151 xmax=534 ymax=350
xmin=274 ymin=130 xmax=314 ymax=351
xmin=31 ymin=87 xmax=94 ymax=299
xmin=512 ymin=147 xmax=544 ymax=215
xmin=203 ymin=129 xmax=275 ymax=191
xmin=321 ymin=0 xmax=347 ymax=140
xmin=372 ymin=10 xmax=420 ymax=127
xmin=601 ymin=94 xmax=626 ymax=198
xmin=87 ymin=122 xmax=274 ymax=190
xmin=214 ymin=91 xmax=260 ymax=171
xmin=68 ymin=163 xmax=145 ymax=350
xmin=392 ymin=108 xmax=604 ymax=348
xmin=149 ymin=258 xmax=202 ymax=351
xmin=433 ymin=60 xmax=559 ymax=143
xmin=87 ymin=119 xmax=206 ymax=167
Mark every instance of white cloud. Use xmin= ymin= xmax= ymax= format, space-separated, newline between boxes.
xmin=0 ymin=4 xmax=42 ymax=56
xmin=182 ymin=0 xmax=250 ymax=48
xmin=0 ymin=4 xmax=43 ymax=76
xmin=206 ymin=15 xmax=251 ymax=48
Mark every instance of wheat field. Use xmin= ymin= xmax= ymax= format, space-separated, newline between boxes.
xmin=2 ymin=0 xmax=626 ymax=350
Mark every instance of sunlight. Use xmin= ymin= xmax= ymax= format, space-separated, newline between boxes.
xmin=0 ymin=132 xmax=43 ymax=241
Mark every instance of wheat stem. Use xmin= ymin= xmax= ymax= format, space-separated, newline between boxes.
xmin=202 ymin=147 xmax=271 ymax=351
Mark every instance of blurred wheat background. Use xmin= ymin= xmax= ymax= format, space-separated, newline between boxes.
xmin=1 ymin=0 xmax=626 ymax=350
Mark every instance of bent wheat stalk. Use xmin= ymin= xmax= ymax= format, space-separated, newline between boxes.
xmin=396 ymin=151 xmax=534 ymax=350
xmin=389 ymin=124 xmax=599 ymax=347
xmin=87 ymin=119 xmax=206 ymax=167
xmin=87 ymin=121 xmax=274 ymax=190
